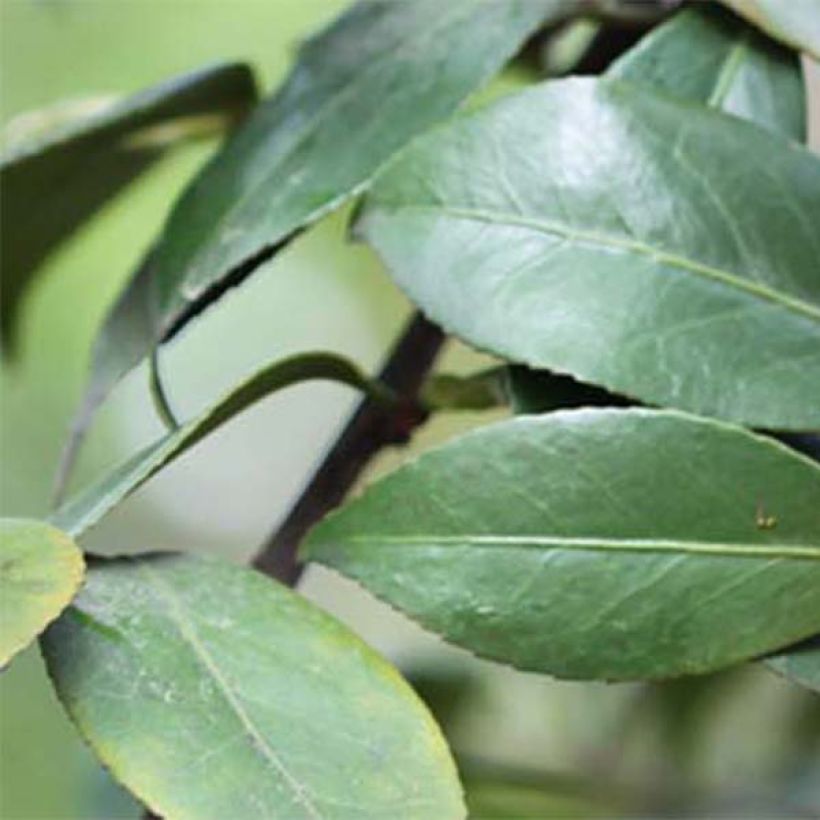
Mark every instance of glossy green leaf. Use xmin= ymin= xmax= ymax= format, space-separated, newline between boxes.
xmin=766 ymin=636 xmax=820 ymax=693
xmin=303 ymin=409 xmax=820 ymax=681
xmin=357 ymin=77 xmax=820 ymax=430
xmin=0 ymin=62 xmax=256 ymax=355
xmin=0 ymin=519 xmax=84 ymax=667
xmin=719 ymin=0 xmax=820 ymax=60
xmin=52 ymin=353 xmax=386 ymax=538
xmin=608 ymin=4 xmax=805 ymax=139
xmin=508 ymin=4 xmax=807 ymax=415
xmin=42 ymin=553 xmax=464 ymax=819
xmin=71 ymin=0 xmax=570 ymax=476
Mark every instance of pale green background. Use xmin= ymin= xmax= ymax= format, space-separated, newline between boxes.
xmin=2 ymin=2 xmax=819 ymax=818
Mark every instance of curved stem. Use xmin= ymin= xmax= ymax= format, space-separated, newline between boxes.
xmin=253 ymin=312 xmax=445 ymax=585
xmin=149 ymin=347 xmax=180 ymax=431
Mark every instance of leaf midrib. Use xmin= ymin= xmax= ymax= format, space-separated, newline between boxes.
xmin=335 ymin=534 xmax=820 ymax=560
xmin=387 ymin=204 xmax=820 ymax=324
xmin=137 ymin=561 xmax=323 ymax=819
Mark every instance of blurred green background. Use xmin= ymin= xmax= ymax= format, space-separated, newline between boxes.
xmin=1 ymin=2 xmax=819 ymax=817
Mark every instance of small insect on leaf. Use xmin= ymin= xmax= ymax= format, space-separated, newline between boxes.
xmin=756 ymin=501 xmax=778 ymax=530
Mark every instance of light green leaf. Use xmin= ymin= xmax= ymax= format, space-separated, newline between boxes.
xmin=766 ymin=636 xmax=820 ymax=693
xmin=0 ymin=62 xmax=256 ymax=355
xmin=303 ymin=409 xmax=820 ymax=681
xmin=719 ymin=0 xmax=820 ymax=60
xmin=0 ymin=519 xmax=84 ymax=667
xmin=71 ymin=0 xmax=572 ymax=478
xmin=52 ymin=352 xmax=385 ymax=538
xmin=608 ymin=3 xmax=805 ymax=139
xmin=356 ymin=76 xmax=820 ymax=430
xmin=42 ymin=553 xmax=464 ymax=819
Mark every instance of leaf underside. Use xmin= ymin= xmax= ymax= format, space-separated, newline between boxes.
xmin=719 ymin=0 xmax=820 ymax=60
xmin=766 ymin=635 xmax=820 ymax=693
xmin=66 ymin=0 xmax=571 ymax=490
xmin=52 ymin=352 xmax=381 ymax=538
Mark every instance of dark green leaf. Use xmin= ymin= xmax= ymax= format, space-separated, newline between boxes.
xmin=356 ymin=77 xmax=820 ymax=430
xmin=42 ymin=553 xmax=464 ymax=818
xmin=0 ymin=518 xmax=84 ymax=667
xmin=303 ymin=409 xmax=820 ymax=681
xmin=719 ymin=0 xmax=820 ymax=60
xmin=0 ymin=62 xmax=256 ymax=355
xmin=52 ymin=352 xmax=386 ymax=538
xmin=609 ymin=4 xmax=805 ymax=139
xmin=72 ymin=0 xmax=571 ymax=478
xmin=508 ymin=4 xmax=807 ymax=415
xmin=766 ymin=635 xmax=820 ymax=693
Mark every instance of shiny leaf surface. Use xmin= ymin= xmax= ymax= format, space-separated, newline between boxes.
xmin=42 ymin=554 xmax=464 ymax=819
xmin=609 ymin=4 xmax=805 ymax=139
xmin=357 ymin=77 xmax=820 ymax=430
xmin=52 ymin=353 xmax=384 ymax=538
xmin=508 ymin=4 xmax=807 ymax=414
xmin=0 ymin=519 xmax=84 ymax=667
xmin=0 ymin=62 xmax=255 ymax=354
xmin=76 ymin=0 xmax=568 ymax=457
xmin=719 ymin=0 xmax=820 ymax=60
xmin=303 ymin=409 xmax=820 ymax=680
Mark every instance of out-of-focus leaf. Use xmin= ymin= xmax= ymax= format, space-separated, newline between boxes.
xmin=52 ymin=352 xmax=386 ymax=538
xmin=0 ymin=62 xmax=256 ymax=355
xmin=42 ymin=553 xmax=464 ymax=819
xmin=303 ymin=409 xmax=820 ymax=681
xmin=356 ymin=77 xmax=820 ymax=430
xmin=766 ymin=635 xmax=820 ymax=693
xmin=66 ymin=0 xmax=573 ymax=490
xmin=540 ymin=18 xmax=602 ymax=76
xmin=609 ymin=3 xmax=805 ymax=139
xmin=0 ymin=519 xmax=84 ymax=667
xmin=719 ymin=0 xmax=820 ymax=60
xmin=465 ymin=779 xmax=607 ymax=819
xmin=508 ymin=4 xmax=807 ymax=414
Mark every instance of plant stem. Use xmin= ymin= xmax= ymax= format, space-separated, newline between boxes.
xmin=252 ymin=311 xmax=445 ymax=585
xmin=149 ymin=347 xmax=180 ymax=431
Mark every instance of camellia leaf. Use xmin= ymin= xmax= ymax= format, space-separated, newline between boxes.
xmin=52 ymin=352 xmax=387 ymax=538
xmin=356 ymin=77 xmax=820 ymax=430
xmin=303 ymin=409 xmax=820 ymax=681
xmin=41 ymin=553 xmax=464 ymax=819
xmin=0 ymin=62 xmax=256 ymax=355
xmin=508 ymin=3 xmax=806 ymax=414
xmin=0 ymin=518 xmax=84 ymax=667
xmin=65 ymin=0 xmax=573 ymax=489
xmin=719 ymin=0 xmax=820 ymax=61
xmin=608 ymin=3 xmax=805 ymax=139
xmin=766 ymin=636 xmax=820 ymax=693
